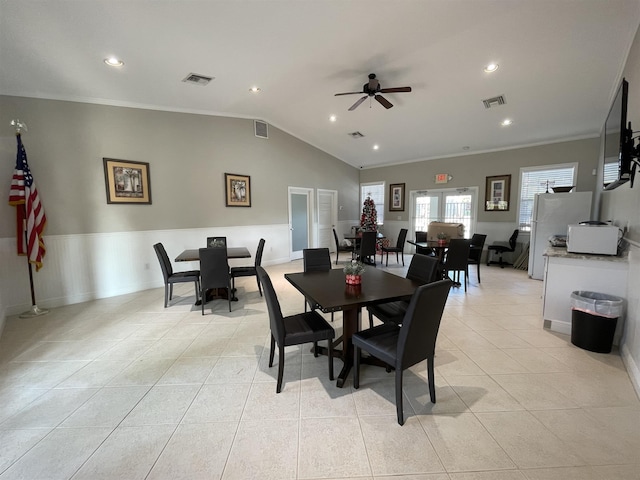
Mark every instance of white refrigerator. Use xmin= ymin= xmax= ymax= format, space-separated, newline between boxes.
xmin=528 ymin=192 xmax=592 ymax=280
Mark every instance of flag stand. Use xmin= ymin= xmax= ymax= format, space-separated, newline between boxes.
xmin=19 ymin=259 xmax=48 ymax=318
xmin=10 ymin=119 xmax=49 ymax=318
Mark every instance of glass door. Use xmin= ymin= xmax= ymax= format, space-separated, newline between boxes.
xmin=410 ymin=187 xmax=477 ymax=240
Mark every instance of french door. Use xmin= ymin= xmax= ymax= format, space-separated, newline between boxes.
xmin=409 ymin=187 xmax=478 ymax=239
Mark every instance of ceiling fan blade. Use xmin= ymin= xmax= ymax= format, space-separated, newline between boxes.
xmin=379 ymin=86 xmax=412 ymax=93
xmin=335 ymin=91 xmax=364 ymax=96
xmin=348 ymin=96 xmax=368 ymax=111
xmin=375 ymin=95 xmax=393 ymax=109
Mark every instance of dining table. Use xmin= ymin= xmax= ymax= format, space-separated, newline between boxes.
xmin=408 ymin=239 xmax=480 ymax=286
xmin=175 ymin=247 xmax=251 ymax=302
xmin=285 ymin=268 xmax=422 ymax=387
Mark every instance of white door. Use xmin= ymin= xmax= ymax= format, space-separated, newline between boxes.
xmin=317 ymin=189 xmax=338 ymax=252
xmin=288 ymin=187 xmax=314 ymax=260
xmin=409 ymin=187 xmax=478 ymax=239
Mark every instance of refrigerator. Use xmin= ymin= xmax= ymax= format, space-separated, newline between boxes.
xmin=528 ymin=192 xmax=592 ymax=280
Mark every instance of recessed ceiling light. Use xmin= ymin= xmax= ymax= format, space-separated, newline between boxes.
xmin=373 ymin=144 xmax=379 ymax=150
xmin=104 ymin=57 xmax=124 ymax=67
xmin=484 ymin=63 xmax=499 ymax=73
xmin=329 ymin=115 xmax=337 ymax=122
xmin=249 ymin=86 xmax=261 ymax=93
xmin=501 ymin=119 xmax=513 ymax=126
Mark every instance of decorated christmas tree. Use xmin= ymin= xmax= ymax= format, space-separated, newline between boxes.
xmin=360 ymin=196 xmax=378 ymax=231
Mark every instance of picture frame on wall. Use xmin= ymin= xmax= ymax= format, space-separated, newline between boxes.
xmin=103 ymin=158 xmax=152 ymax=204
xmin=225 ymin=173 xmax=251 ymax=207
xmin=389 ymin=183 xmax=405 ymax=211
xmin=485 ymin=174 xmax=511 ymax=211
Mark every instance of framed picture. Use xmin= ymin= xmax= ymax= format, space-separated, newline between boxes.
xmin=225 ymin=173 xmax=251 ymax=207
xmin=103 ymin=158 xmax=151 ymax=204
xmin=485 ymin=174 xmax=511 ymax=211
xmin=389 ymin=183 xmax=405 ymax=211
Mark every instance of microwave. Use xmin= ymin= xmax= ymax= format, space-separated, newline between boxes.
xmin=566 ymin=224 xmax=620 ymax=255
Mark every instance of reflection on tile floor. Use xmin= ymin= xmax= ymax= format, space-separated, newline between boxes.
xmin=1 ymin=256 xmax=639 ymax=479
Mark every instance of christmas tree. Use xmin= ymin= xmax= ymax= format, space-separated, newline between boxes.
xmin=360 ymin=196 xmax=378 ymax=231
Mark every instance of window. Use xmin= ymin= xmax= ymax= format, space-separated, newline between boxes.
xmin=411 ymin=187 xmax=477 ymax=238
xmin=519 ymin=163 xmax=577 ymax=231
xmin=360 ymin=182 xmax=385 ymax=224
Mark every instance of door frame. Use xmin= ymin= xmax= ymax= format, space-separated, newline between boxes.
xmin=316 ymin=189 xmax=338 ymax=250
xmin=288 ymin=186 xmax=315 ymax=260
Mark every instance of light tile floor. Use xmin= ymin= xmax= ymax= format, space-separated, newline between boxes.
xmin=0 ymin=256 xmax=639 ymax=479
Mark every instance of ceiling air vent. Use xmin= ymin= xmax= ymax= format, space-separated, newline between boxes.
xmin=482 ymin=95 xmax=506 ymax=109
xmin=348 ymin=131 xmax=365 ymax=139
xmin=182 ymin=73 xmax=214 ymax=86
xmin=254 ymin=120 xmax=268 ymax=139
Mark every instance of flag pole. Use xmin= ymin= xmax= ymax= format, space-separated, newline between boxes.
xmin=10 ymin=120 xmax=48 ymax=318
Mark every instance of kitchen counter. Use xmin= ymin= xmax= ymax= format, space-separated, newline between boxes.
xmin=542 ymin=246 xmax=628 ymax=343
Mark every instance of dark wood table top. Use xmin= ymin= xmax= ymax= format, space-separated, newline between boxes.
xmin=285 ymin=268 xmax=420 ymax=314
xmin=175 ymin=247 xmax=251 ymax=262
xmin=344 ymin=232 xmax=385 ymax=240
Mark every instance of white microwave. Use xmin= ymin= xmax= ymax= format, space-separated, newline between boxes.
xmin=566 ymin=224 xmax=620 ymax=255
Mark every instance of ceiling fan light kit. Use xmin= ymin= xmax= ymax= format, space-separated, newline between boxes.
xmin=335 ymin=73 xmax=412 ymax=111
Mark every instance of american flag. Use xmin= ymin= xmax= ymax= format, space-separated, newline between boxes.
xmin=8 ymin=134 xmax=47 ymax=271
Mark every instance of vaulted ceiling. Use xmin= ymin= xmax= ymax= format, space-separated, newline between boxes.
xmin=2 ymin=0 xmax=639 ymax=168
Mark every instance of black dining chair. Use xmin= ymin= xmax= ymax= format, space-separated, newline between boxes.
xmin=199 ymin=246 xmax=232 ymax=313
xmin=333 ymin=228 xmax=353 ymax=264
xmin=443 ymin=239 xmax=472 ymax=292
xmin=206 ymin=236 xmax=227 ymax=248
xmin=302 ymin=248 xmax=334 ymax=322
xmin=354 ymin=279 xmax=452 ymax=425
xmin=367 ymin=254 xmax=440 ymax=327
xmin=487 ymin=229 xmax=519 ymax=268
xmin=381 ymin=228 xmax=408 ymax=266
xmin=230 ymin=238 xmax=265 ymax=298
xmin=358 ymin=231 xmax=377 ymax=266
xmin=414 ymin=231 xmax=435 ymax=256
xmin=468 ymin=233 xmax=487 ymax=283
xmin=257 ymin=266 xmax=335 ymax=393
xmin=153 ymin=243 xmax=201 ymax=308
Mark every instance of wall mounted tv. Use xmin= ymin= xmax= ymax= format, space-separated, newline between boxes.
xmin=603 ymin=78 xmax=635 ymax=190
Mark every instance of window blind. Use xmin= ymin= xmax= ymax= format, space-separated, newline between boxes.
xmin=519 ymin=165 xmax=576 ymax=231
xmin=361 ymin=182 xmax=385 ymax=224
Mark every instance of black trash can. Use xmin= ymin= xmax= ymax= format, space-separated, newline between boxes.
xmin=570 ymin=291 xmax=624 ymax=353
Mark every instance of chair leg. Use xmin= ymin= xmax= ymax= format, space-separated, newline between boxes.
xmin=201 ymin=288 xmax=205 ymax=315
xmin=268 ymin=335 xmax=276 ymax=367
xmin=368 ymin=310 xmax=374 ymax=329
xmin=401 ymin=252 xmax=404 ymax=266
xmin=477 ymin=263 xmax=481 ymax=283
xmin=169 ymin=284 xmax=174 ymax=303
xmin=276 ymin=345 xmax=285 ymax=393
xmin=353 ymin=345 xmax=361 ymax=389
xmin=256 ymin=276 xmax=263 ymax=296
xmin=164 ymin=284 xmax=169 ymax=308
xmin=227 ymin=288 xmax=232 ymax=312
xmin=427 ymin=355 xmax=436 ymax=403
xmin=194 ymin=280 xmax=200 ymax=301
xmin=328 ymin=339 xmax=334 ymax=381
xmin=464 ymin=268 xmax=468 ymax=292
xmin=395 ymin=368 xmax=404 ymax=425
xmin=313 ymin=341 xmax=318 ymax=358
xmin=396 ymin=251 xmax=399 ymax=265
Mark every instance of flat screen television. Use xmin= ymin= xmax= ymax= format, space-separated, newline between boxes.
xmin=603 ymin=78 xmax=634 ymax=190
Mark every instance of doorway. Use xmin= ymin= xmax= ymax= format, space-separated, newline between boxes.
xmin=409 ymin=187 xmax=478 ymax=239
xmin=288 ymin=187 xmax=314 ymax=260
xmin=317 ymin=189 xmax=338 ymax=252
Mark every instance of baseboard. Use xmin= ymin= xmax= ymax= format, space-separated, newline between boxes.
xmin=621 ymin=343 xmax=640 ymax=400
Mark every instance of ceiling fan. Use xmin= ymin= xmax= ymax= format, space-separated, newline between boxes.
xmin=335 ymin=73 xmax=412 ymax=111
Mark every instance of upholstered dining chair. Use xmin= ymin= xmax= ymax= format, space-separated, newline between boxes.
xmin=353 ymin=279 xmax=452 ymax=425
xmin=468 ymin=233 xmax=487 ymax=283
xmin=206 ymin=236 xmax=227 ymax=248
xmin=367 ymin=254 xmax=440 ymax=327
xmin=257 ymin=266 xmax=335 ymax=393
xmin=332 ymin=228 xmax=353 ymax=264
xmin=487 ymin=229 xmax=519 ymax=268
xmin=199 ymin=246 xmax=232 ymax=313
xmin=414 ymin=231 xmax=435 ymax=256
xmin=381 ymin=228 xmax=408 ymax=266
xmin=303 ymin=248 xmax=334 ymax=322
xmin=443 ymin=238 xmax=472 ymax=292
xmin=358 ymin=231 xmax=377 ymax=266
xmin=230 ymin=238 xmax=265 ymax=298
xmin=153 ymin=242 xmax=200 ymax=308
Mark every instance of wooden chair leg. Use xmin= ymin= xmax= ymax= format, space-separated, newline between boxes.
xmin=395 ymin=368 xmax=404 ymax=425
xmin=427 ymin=355 xmax=436 ymax=403
xmin=276 ymin=345 xmax=285 ymax=393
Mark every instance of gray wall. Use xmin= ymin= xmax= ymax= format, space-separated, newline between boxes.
xmin=0 ymin=96 xmax=360 ymax=237
xmin=360 ymin=138 xmax=601 ymax=224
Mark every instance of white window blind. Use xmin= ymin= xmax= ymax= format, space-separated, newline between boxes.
xmin=360 ymin=182 xmax=384 ymax=224
xmin=603 ymin=162 xmax=619 ymax=185
xmin=519 ymin=164 xmax=577 ymax=231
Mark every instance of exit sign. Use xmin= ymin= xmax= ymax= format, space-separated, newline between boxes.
xmin=435 ymin=173 xmax=449 ymax=184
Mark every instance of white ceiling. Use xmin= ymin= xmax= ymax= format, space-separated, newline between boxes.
xmin=2 ymin=0 xmax=639 ymax=168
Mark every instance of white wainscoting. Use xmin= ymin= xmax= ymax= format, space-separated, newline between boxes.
xmin=621 ymin=240 xmax=640 ymax=397
xmin=0 ymin=224 xmax=291 ymax=317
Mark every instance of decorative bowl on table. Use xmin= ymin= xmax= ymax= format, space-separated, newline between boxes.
xmin=552 ymin=186 xmax=575 ymax=193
